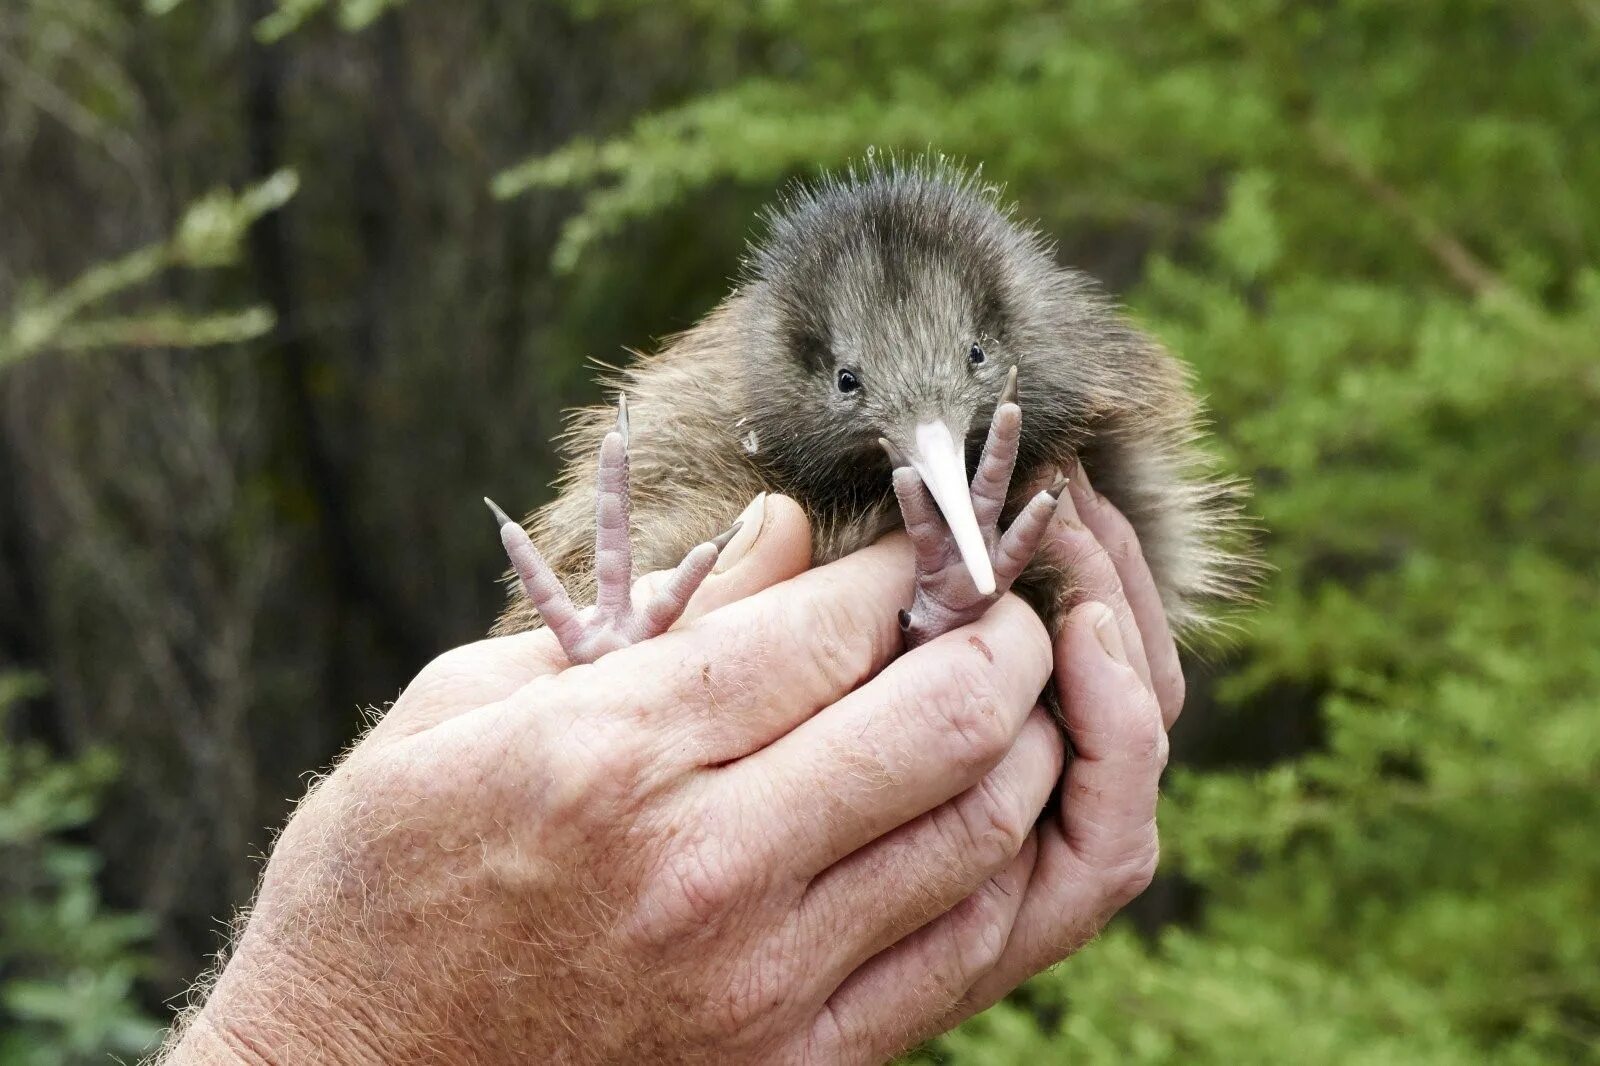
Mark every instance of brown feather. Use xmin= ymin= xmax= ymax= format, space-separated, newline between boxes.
xmin=494 ymin=159 xmax=1257 ymax=640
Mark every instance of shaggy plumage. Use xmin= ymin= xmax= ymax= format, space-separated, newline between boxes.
xmin=495 ymin=158 xmax=1252 ymax=641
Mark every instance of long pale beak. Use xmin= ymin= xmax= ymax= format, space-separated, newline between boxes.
xmin=909 ymin=420 xmax=996 ymax=595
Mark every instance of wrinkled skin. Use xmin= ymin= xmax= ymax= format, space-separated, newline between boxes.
xmin=164 ymin=476 xmax=1179 ymax=1066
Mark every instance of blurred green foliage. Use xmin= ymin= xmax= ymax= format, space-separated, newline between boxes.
xmin=0 ymin=171 xmax=296 ymax=368
xmin=503 ymin=0 xmax=1600 ymax=1059
xmin=0 ymin=167 xmax=288 ymax=1061
xmin=0 ymin=675 xmax=158 ymax=1065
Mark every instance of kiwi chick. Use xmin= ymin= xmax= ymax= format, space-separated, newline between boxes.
xmin=489 ymin=159 xmax=1250 ymax=656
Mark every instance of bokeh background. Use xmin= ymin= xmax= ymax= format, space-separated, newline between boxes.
xmin=2 ymin=1 xmax=1598 ymax=1062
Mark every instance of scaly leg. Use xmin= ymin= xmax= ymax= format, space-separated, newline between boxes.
xmin=487 ymin=395 xmax=740 ymax=663
xmin=887 ymin=370 xmax=1064 ymax=648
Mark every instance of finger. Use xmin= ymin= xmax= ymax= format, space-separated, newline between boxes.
xmin=522 ymin=534 xmax=919 ymax=764
xmin=801 ymin=833 xmax=1037 ymax=1065
xmin=1067 ymin=459 xmax=1185 ymax=726
xmin=1054 ymin=602 xmax=1166 ymax=867
xmin=798 ymin=708 xmax=1061 ymax=983
xmin=1042 ymin=478 xmax=1153 ymax=692
xmin=629 ymin=493 xmax=813 ymax=627
xmin=956 ymin=602 xmax=1166 ymax=1010
xmin=722 ymin=594 xmax=1052 ymax=878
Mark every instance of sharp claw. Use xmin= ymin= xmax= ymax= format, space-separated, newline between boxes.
xmin=1046 ymin=473 xmax=1069 ymax=499
xmin=616 ymin=392 xmax=630 ymax=446
xmin=898 ymin=608 xmax=912 ymax=631
xmin=1072 ymin=455 xmax=1097 ymax=500
xmin=879 ymin=437 xmax=909 ymax=469
xmin=709 ymin=520 xmax=743 ymax=552
xmin=484 ymin=497 xmax=515 ymax=529
xmin=999 ymin=365 xmax=1018 ymax=407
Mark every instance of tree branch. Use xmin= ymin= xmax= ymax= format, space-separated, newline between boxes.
xmin=1307 ymin=119 xmax=1506 ymax=300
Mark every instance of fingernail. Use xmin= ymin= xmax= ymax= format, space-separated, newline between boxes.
xmin=713 ymin=492 xmax=767 ymax=573
xmin=1090 ymin=602 xmax=1127 ymax=665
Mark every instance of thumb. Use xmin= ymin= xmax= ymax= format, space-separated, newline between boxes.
xmin=630 ymin=492 xmax=813 ymax=627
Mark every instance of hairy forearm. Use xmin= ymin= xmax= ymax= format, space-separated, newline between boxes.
xmin=156 ymin=941 xmax=394 ymax=1066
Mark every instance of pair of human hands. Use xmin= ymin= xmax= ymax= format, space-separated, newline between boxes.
xmin=169 ymin=470 xmax=1179 ymax=1065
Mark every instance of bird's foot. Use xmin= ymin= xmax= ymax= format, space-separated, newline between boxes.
xmin=487 ymin=395 xmax=740 ymax=664
xmin=886 ymin=371 xmax=1065 ymax=648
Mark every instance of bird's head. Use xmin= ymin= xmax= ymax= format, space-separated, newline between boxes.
xmin=737 ymin=159 xmax=1097 ymax=594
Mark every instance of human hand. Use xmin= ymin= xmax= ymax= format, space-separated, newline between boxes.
xmin=164 ymin=483 xmax=1173 ymax=1065
xmin=909 ymin=460 xmax=1179 ymax=1037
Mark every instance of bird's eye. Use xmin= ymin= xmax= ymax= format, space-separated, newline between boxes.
xmin=836 ymin=368 xmax=862 ymax=394
xmin=968 ymin=343 xmax=986 ymax=365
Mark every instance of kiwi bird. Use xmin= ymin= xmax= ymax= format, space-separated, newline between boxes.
xmin=487 ymin=159 xmax=1250 ymax=660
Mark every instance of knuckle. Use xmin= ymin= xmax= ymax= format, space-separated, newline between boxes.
xmin=799 ymin=1005 xmax=846 ymax=1066
xmin=945 ymin=888 xmax=1011 ymax=979
xmin=543 ymin=721 xmax=646 ymax=822
xmin=409 ymin=637 xmax=531 ymax=696
xmin=950 ymin=777 xmax=1031 ymax=874
xmin=714 ymin=967 xmax=776 ymax=1036
xmin=412 ymin=642 xmax=479 ymax=684
xmin=1094 ymin=506 xmax=1139 ymax=562
xmin=1058 ymin=540 xmax=1118 ymax=601
xmin=926 ymin=654 xmax=1012 ymax=772
xmin=388 ymin=645 xmax=494 ymax=723
xmin=647 ymin=835 xmax=747 ymax=938
xmin=1110 ymin=530 xmax=1139 ymax=566
xmin=1158 ymin=660 xmax=1187 ymax=717
xmin=785 ymin=587 xmax=876 ymax=695
xmin=386 ymin=636 xmax=557 ymax=740
xmin=1140 ymin=706 xmax=1171 ymax=770
xmin=1098 ymin=825 xmax=1161 ymax=908
xmin=713 ymin=937 xmax=801 ymax=1038
xmin=1083 ymin=543 xmax=1122 ymax=589
xmin=1153 ymin=722 xmax=1171 ymax=770
xmin=1104 ymin=687 xmax=1168 ymax=767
